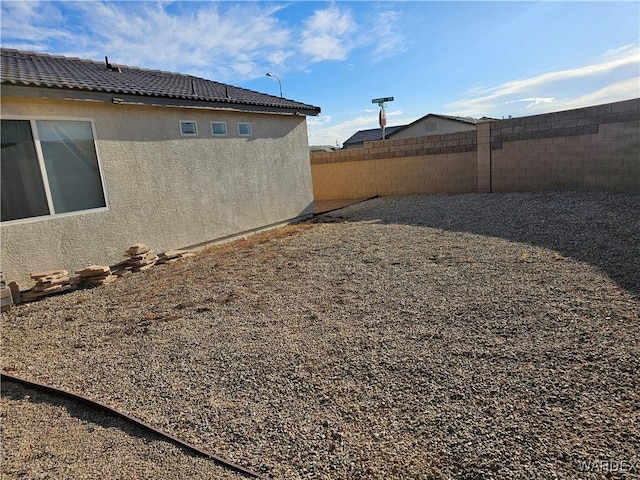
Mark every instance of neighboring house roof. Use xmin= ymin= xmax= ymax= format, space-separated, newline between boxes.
xmin=343 ymin=113 xmax=476 ymax=148
xmin=0 ymin=49 xmax=320 ymax=116
xmin=393 ymin=113 xmax=476 ymax=134
xmin=423 ymin=114 xmax=477 ymax=125
xmin=342 ymin=125 xmax=405 ymax=147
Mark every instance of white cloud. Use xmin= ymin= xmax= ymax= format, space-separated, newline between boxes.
xmin=307 ymin=115 xmax=332 ymax=127
xmin=484 ymin=47 xmax=637 ymax=98
xmin=386 ymin=109 xmax=403 ymax=118
xmin=71 ymin=2 xmax=293 ymax=80
xmin=1 ymin=2 xmax=295 ymax=81
xmin=447 ymin=45 xmax=640 ymax=117
xmin=307 ymin=109 xmax=407 ymax=146
xmin=300 ymin=5 xmax=356 ymax=61
xmin=368 ymin=10 xmax=408 ymax=59
xmin=231 ymin=61 xmax=259 ymax=77
xmin=266 ymin=50 xmax=294 ymax=66
xmin=1 ymin=1 xmax=410 ymax=82
xmin=0 ymin=1 xmax=71 ymax=46
xmin=543 ymin=78 xmax=640 ymax=112
xmin=601 ymin=44 xmax=640 ymax=60
xmin=506 ymin=97 xmax=557 ymax=109
xmin=308 ymin=112 xmax=377 ymax=146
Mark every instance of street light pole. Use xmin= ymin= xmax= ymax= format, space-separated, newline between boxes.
xmin=266 ymin=72 xmax=283 ymax=98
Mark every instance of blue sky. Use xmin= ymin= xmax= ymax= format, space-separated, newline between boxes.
xmin=1 ymin=1 xmax=638 ymax=146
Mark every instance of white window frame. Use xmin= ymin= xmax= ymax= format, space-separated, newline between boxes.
xmin=180 ymin=120 xmax=198 ymax=136
xmin=238 ymin=122 xmax=252 ymax=136
xmin=211 ymin=121 xmax=227 ymax=136
xmin=1 ymin=116 xmax=109 ymax=225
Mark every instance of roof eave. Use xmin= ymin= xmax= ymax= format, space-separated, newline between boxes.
xmin=1 ymin=82 xmax=321 ymax=116
xmin=110 ymin=95 xmax=321 ymax=116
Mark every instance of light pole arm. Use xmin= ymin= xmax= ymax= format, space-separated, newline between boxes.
xmin=266 ymin=72 xmax=283 ymax=98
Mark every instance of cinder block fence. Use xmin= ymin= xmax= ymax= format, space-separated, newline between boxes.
xmin=310 ymin=98 xmax=640 ymax=200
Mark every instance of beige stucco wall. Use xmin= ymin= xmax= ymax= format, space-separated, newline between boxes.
xmin=392 ymin=117 xmax=476 ymax=138
xmin=1 ymin=96 xmax=314 ymax=286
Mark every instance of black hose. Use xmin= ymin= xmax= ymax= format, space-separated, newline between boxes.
xmin=1 ymin=371 xmax=272 ymax=479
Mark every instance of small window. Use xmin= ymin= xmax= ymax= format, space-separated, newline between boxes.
xmin=180 ymin=121 xmax=198 ymax=136
xmin=211 ymin=122 xmax=227 ymax=136
xmin=238 ymin=122 xmax=252 ymax=136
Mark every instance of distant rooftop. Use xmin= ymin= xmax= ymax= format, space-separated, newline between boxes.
xmin=342 ymin=126 xmax=406 ymax=147
xmin=343 ymin=113 xmax=477 ymax=147
xmin=0 ymin=48 xmax=321 ymax=115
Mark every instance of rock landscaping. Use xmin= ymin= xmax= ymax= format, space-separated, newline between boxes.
xmin=2 ymin=191 xmax=639 ymax=479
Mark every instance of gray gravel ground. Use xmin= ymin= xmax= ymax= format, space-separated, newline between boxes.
xmin=2 ymin=191 xmax=639 ymax=479
xmin=1 ymin=381 xmax=245 ymax=479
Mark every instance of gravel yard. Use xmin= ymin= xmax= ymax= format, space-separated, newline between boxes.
xmin=2 ymin=191 xmax=639 ymax=479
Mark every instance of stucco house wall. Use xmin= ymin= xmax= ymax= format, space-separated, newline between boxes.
xmin=1 ymin=94 xmax=314 ymax=286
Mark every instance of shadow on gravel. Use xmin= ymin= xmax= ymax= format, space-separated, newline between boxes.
xmin=317 ymin=191 xmax=640 ymax=298
xmin=1 ymin=381 xmax=199 ymax=458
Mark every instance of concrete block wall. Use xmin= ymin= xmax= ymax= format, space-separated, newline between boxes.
xmin=310 ymin=98 xmax=639 ymax=200
xmin=311 ymin=131 xmax=477 ymax=200
xmin=490 ymin=98 xmax=639 ymax=192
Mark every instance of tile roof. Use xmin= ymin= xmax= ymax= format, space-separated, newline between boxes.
xmin=343 ymin=125 xmax=405 ymax=146
xmin=1 ymin=49 xmax=320 ymax=115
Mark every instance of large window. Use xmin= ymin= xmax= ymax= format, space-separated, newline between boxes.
xmin=1 ymin=119 xmax=107 ymax=223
